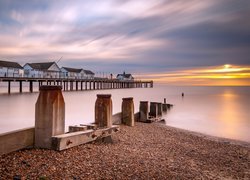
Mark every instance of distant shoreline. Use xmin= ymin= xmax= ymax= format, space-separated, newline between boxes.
xmin=164 ymin=124 xmax=250 ymax=148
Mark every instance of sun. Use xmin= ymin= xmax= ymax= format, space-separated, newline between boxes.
xmin=224 ymin=64 xmax=231 ymax=69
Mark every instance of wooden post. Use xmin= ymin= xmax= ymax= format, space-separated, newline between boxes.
xmin=139 ymin=101 xmax=148 ymax=122
xmin=95 ymin=94 xmax=112 ymax=128
xmin=122 ymin=97 xmax=134 ymax=126
xmin=149 ymin=102 xmax=158 ymax=118
xmin=35 ymin=85 xmax=65 ymax=149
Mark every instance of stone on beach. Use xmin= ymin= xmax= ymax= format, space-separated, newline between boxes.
xmin=0 ymin=123 xmax=249 ymax=179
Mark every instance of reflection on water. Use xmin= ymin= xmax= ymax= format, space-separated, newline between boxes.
xmin=0 ymin=85 xmax=249 ymax=142
xmin=165 ymin=86 xmax=250 ymax=142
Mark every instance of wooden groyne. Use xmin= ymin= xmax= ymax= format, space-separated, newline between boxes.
xmin=0 ymin=85 xmax=172 ymax=156
xmin=0 ymin=77 xmax=153 ymax=94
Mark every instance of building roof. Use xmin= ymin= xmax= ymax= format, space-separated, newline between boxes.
xmin=0 ymin=60 xmax=23 ymax=69
xmin=25 ymin=62 xmax=55 ymax=70
xmin=62 ymin=67 xmax=83 ymax=73
xmin=83 ymin=70 xmax=95 ymax=75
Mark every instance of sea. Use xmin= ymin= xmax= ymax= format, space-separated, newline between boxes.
xmin=0 ymin=83 xmax=249 ymax=142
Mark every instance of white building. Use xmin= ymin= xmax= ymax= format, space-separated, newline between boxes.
xmin=60 ymin=67 xmax=85 ymax=79
xmin=83 ymin=70 xmax=95 ymax=79
xmin=23 ymin=62 xmax=60 ymax=78
xmin=60 ymin=67 xmax=95 ymax=79
xmin=0 ymin=60 xmax=23 ymax=77
xmin=117 ymin=72 xmax=134 ymax=81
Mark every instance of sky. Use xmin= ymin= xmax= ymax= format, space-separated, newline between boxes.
xmin=0 ymin=0 xmax=250 ymax=85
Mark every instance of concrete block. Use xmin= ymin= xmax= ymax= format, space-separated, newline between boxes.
xmin=121 ymin=97 xmax=134 ymax=126
xmin=35 ymin=85 xmax=65 ymax=149
xmin=95 ymin=94 xmax=112 ymax=128
xmin=139 ymin=101 xmax=149 ymax=122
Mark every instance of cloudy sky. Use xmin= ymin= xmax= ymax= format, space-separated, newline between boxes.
xmin=0 ymin=0 xmax=249 ymax=85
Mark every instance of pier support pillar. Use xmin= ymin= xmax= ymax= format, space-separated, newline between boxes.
xmin=139 ymin=101 xmax=149 ymax=122
xmin=35 ymin=85 xmax=65 ymax=149
xmin=76 ymin=81 xmax=78 ymax=91
xmin=19 ymin=81 xmax=22 ymax=93
xmin=29 ymin=81 xmax=33 ymax=92
xmin=122 ymin=97 xmax=134 ymax=126
xmin=95 ymin=94 xmax=112 ymax=128
xmin=149 ymin=102 xmax=158 ymax=118
xmin=8 ymin=81 xmax=11 ymax=94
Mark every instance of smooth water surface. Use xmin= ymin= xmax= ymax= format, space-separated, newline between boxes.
xmin=0 ymin=84 xmax=249 ymax=142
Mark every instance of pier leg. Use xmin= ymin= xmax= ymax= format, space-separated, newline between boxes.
xmin=35 ymin=85 xmax=65 ymax=149
xmin=76 ymin=81 xmax=78 ymax=91
xmin=8 ymin=81 xmax=11 ymax=94
xmin=70 ymin=81 xmax=73 ymax=91
xmin=19 ymin=81 xmax=22 ymax=93
xmin=81 ymin=81 xmax=83 ymax=90
xmin=29 ymin=81 xmax=33 ymax=93
xmin=122 ymin=97 xmax=135 ymax=126
xmin=139 ymin=101 xmax=149 ymax=122
xmin=95 ymin=94 xmax=112 ymax=128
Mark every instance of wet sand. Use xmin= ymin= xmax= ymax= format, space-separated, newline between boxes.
xmin=0 ymin=122 xmax=249 ymax=179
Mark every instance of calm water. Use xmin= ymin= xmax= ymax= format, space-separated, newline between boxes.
xmin=0 ymin=84 xmax=249 ymax=142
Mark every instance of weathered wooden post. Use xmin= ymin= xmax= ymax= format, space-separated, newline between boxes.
xmin=95 ymin=94 xmax=112 ymax=128
xmin=139 ymin=101 xmax=149 ymax=122
xmin=157 ymin=103 xmax=162 ymax=116
xmin=122 ymin=97 xmax=134 ymax=126
xmin=149 ymin=102 xmax=158 ymax=118
xmin=162 ymin=98 xmax=168 ymax=112
xmin=35 ymin=85 xmax=65 ymax=149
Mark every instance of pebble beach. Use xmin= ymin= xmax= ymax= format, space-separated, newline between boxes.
xmin=0 ymin=122 xmax=249 ymax=179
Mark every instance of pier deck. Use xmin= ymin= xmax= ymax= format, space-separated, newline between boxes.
xmin=0 ymin=77 xmax=153 ymax=93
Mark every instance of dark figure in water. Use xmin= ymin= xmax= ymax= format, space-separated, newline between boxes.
xmin=182 ymin=93 xmax=184 ymax=97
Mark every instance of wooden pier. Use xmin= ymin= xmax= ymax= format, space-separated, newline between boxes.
xmin=0 ymin=77 xmax=153 ymax=94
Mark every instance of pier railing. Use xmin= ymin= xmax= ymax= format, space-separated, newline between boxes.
xmin=0 ymin=77 xmax=153 ymax=94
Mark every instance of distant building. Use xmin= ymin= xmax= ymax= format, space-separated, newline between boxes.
xmin=0 ymin=60 xmax=23 ymax=77
xmin=23 ymin=62 xmax=60 ymax=78
xmin=61 ymin=67 xmax=95 ymax=79
xmin=83 ymin=70 xmax=95 ymax=79
xmin=117 ymin=72 xmax=134 ymax=81
xmin=60 ymin=67 xmax=85 ymax=79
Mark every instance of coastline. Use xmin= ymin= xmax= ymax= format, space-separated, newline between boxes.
xmin=164 ymin=124 xmax=250 ymax=149
xmin=1 ymin=122 xmax=249 ymax=179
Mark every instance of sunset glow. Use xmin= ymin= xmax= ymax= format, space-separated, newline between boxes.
xmin=135 ymin=65 xmax=250 ymax=86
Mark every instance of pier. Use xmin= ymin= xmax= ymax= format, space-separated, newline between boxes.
xmin=0 ymin=77 xmax=153 ymax=94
